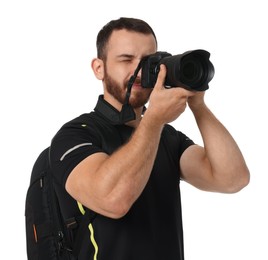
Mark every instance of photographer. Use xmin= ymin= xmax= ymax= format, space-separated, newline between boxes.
xmin=50 ymin=17 xmax=250 ymax=260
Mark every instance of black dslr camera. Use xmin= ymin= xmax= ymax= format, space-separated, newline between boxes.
xmin=141 ymin=49 xmax=215 ymax=91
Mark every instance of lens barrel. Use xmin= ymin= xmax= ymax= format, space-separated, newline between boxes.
xmin=141 ymin=49 xmax=214 ymax=91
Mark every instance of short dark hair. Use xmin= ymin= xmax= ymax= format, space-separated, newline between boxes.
xmin=96 ymin=17 xmax=157 ymax=59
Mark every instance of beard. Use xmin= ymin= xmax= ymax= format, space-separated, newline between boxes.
xmin=104 ymin=67 xmax=152 ymax=109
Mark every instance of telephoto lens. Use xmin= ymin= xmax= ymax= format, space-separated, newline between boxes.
xmin=141 ymin=49 xmax=215 ymax=91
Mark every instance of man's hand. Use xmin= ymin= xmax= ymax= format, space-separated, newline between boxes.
xmin=187 ymin=90 xmax=206 ymax=111
xmin=146 ymin=64 xmax=195 ymax=125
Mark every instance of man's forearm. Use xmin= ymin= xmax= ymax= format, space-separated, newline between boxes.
xmin=191 ymin=104 xmax=250 ymax=192
xmin=92 ymin=112 xmax=164 ymax=215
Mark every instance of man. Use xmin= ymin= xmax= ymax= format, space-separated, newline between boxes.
xmin=50 ymin=17 xmax=250 ymax=260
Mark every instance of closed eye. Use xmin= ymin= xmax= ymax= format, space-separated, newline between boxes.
xmin=117 ymin=54 xmax=135 ymax=63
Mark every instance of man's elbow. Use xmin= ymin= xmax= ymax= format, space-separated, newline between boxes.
xmin=225 ymin=168 xmax=250 ymax=193
xmin=100 ymin=195 xmax=134 ymax=219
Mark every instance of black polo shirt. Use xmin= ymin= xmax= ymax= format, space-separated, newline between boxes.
xmin=50 ymin=95 xmax=195 ymax=260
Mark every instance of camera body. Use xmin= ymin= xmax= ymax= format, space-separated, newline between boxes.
xmin=141 ymin=49 xmax=215 ymax=91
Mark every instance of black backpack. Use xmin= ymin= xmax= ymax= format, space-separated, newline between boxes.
xmin=25 ymin=147 xmax=96 ymax=260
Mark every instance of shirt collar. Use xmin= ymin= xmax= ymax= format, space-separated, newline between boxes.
xmin=93 ymin=95 xmax=135 ymax=125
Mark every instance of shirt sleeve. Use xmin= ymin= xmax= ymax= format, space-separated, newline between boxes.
xmin=50 ymin=119 xmax=104 ymax=187
xmin=162 ymin=124 xmax=195 ymax=160
xmin=176 ymin=130 xmax=195 ymax=159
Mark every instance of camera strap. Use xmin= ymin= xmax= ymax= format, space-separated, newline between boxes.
xmin=119 ymin=59 xmax=144 ymax=124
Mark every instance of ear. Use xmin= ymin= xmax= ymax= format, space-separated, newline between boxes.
xmin=91 ymin=58 xmax=104 ymax=80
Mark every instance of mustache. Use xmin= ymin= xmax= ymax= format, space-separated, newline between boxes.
xmin=125 ymin=77 xmax=141 ymax=87
xmin=134 ymin=78 xmax=141 ymax=85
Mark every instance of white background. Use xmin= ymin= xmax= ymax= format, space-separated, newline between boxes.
xmin=1 ymin=0 xmax=267 ymax=259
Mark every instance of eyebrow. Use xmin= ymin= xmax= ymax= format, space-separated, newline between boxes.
xmin=116 ymin=54 xmax=135 ymax=59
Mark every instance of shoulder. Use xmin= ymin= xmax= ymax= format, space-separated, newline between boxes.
xmin=162 ymin=124 xmax=193 ymax=143
xmin=50 ymin=112 xmax=103 ymax=161
xmin=52 ymin=112 xmax=102 ymax=139
xmin=161 ymin=124 xmax=195 ymax=158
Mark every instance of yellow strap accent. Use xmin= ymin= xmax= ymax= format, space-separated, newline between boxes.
xmin=77 ymin=202 xmax=99 ymax=260
xmin=89 ymin=223 xmax=98 ymax=260
xmin=77 ymin=201 xmax=85 ymax=214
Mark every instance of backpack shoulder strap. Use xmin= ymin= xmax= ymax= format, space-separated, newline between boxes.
xmin=71 ymin=208 xmax=97 ymax=257
xmin=47 ymin=147 xmax=72 ymax=254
